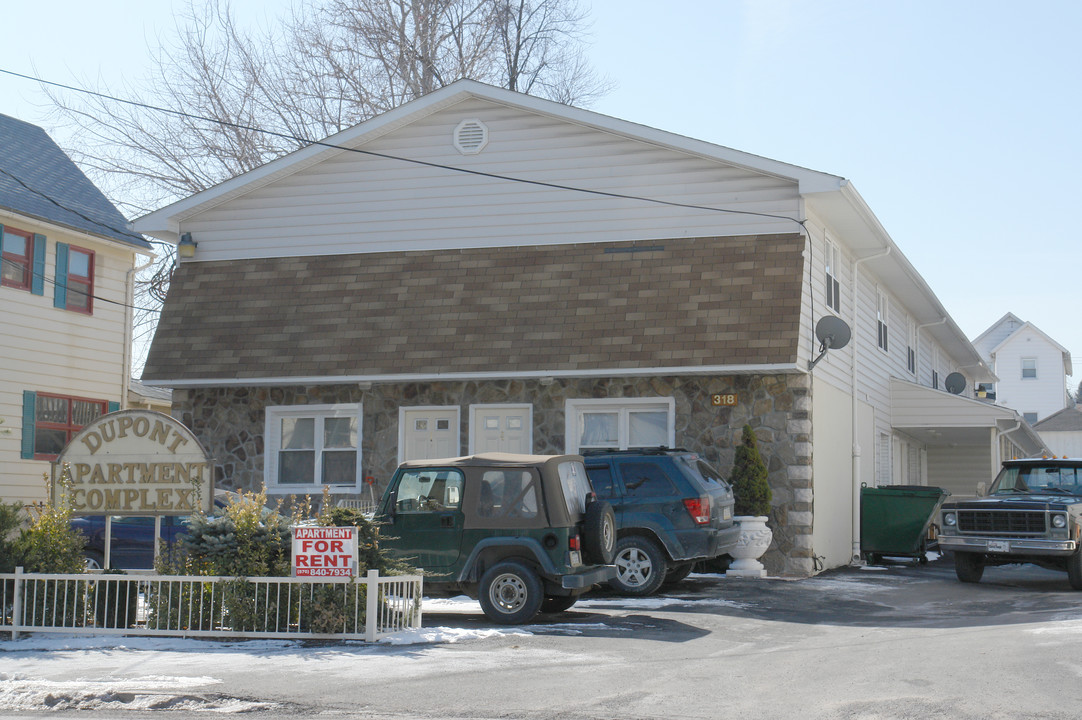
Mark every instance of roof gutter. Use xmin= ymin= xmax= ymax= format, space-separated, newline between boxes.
xmin=139 ymin=362 xmax=805 ymax=388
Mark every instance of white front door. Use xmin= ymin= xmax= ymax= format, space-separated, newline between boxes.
xmin=471 ymin=405 xmax=532 ymax=455
xmin=400 ymin=407 xmax=460 ymax=463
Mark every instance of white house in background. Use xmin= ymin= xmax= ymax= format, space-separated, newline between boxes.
xmin=972 ymin=313 xmax=1073 ymax=424
xmin=0 ymin=114 xmax=153 ymax=505
xmin=133 ymin=80 xmax=1047 ymax=574
xmin=1034 ymin=404 xmax=1082 ymax=458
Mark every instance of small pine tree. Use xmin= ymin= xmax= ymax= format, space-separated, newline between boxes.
xmin=730 ymin=425 xmax=772 ymax=518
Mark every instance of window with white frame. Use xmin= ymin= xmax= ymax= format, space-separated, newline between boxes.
xmin=824 ymin=236 xmax=841 ymax=313
xmin=565 ymin=398 xmax=675 ymax=453
xmin=265 ymin=404 xmax=361 ymax=492
xmin=876 ymin=288 xmax=889 ymax=353
xmin=1021 ymin=358 xmax=1037 ymax=380
xmin=906 ymin=316 xmax=917 ymax=375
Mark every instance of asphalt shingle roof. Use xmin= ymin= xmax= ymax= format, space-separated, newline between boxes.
xmin=0 ymin=114 xmax=149 ymax=249
xmin=1035 ymin=406 xmax=1082 ymax=432
xmin=143 ymin=233 xmax=805 ymax=382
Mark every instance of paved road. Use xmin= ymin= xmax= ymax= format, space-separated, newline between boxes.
xmin=5 ymin=557 xmax=1082 ymax=719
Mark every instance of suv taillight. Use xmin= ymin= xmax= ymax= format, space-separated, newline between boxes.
xmin=683 ymin=497 xmax=711 ymax=525
xmin=569 ymin=534 xmax=581 ymax=551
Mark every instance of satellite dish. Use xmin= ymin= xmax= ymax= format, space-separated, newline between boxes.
xmin=945 ymin=372 xmax=966 ymax=395
xmin=815 ymin=315 xmax=852 ymax=351
xmin=808 ymin=316 xmax=852 ymax=370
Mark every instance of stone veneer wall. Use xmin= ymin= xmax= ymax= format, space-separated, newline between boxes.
xmin=173 ymin=373 xmax=814 ymax=576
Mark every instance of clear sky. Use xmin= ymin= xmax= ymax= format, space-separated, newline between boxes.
xmin=2 ymin=0 xmax=1079 ymax=386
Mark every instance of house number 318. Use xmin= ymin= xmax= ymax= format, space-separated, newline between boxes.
xmin=711 ymin=394 xmax=737 ymax=407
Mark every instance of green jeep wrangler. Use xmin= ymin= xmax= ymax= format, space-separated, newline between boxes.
xmin=375 ymin=453 xmax=617 ymax=624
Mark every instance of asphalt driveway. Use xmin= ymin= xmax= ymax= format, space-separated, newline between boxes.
xmin=4 ymin=555 xmax=1082 ymax=719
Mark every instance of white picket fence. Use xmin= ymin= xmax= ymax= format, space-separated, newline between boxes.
xmin=1 ymin=568 xmax=422 ymax=642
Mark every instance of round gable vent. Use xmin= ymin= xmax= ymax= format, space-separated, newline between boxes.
xmin=454 ymin=119 xmax=488 ymax=155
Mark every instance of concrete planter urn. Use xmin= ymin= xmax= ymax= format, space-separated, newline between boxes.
xmin=727 ymin=516 xmax=773 ymax=578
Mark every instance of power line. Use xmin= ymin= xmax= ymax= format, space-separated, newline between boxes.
xmin=0 ymin=67 xmax=808 ymax=231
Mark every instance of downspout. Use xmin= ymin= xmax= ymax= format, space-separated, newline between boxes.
xmin=851 ymin=245 xmax=892 ymax=563
xmin=123 ymin=255 xmax=156 ymax=410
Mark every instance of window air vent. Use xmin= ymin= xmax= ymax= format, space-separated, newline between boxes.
xmin=454 ymin=119 xmax=488 ymax=155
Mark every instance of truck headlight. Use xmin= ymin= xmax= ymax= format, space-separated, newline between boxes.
xmin=1052 ymin=514 xmax=1067 ymax=529
xmin=943 ymin=512 xmax=957 ymax=527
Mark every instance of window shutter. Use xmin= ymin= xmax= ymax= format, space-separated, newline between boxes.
xmin=21 ymin=391 xmax=36 ymax=459
xmin=108 ymin=401 xmax=120 ymax=413
xmin=31 ymin=234 xmax=46 ymax=295
xmin=54 ymin=242 xmax=69 ymax=308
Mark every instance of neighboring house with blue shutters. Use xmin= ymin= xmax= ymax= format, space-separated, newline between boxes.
xmin=0 ymin=114 xmax=153 ymax=505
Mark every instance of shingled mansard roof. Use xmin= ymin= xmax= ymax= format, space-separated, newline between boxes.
xmin=0 ymin=114 xmax=150 ymax=250
xmin=144 ymin=234 xmax=804 ymax=383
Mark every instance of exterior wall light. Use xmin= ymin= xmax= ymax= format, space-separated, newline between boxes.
xmin=177 ymin=232 xmax=198 ymax=259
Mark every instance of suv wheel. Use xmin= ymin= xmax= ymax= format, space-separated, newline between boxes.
xmin=583 ymin=500 xmax=616 ymax=565
xmin=479 ymin=561 xmax=544 ymax=624
xmin=610 ymin=536 xmax=667 ymax=596
xmin=954 ymin=551 xmax=984 ymax=583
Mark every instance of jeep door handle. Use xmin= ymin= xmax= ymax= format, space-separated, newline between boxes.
xmin=440 ymin=515 xmax=455 ymax=528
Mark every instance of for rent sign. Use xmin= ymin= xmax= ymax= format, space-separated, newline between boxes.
xmin=53 ymin=409 xmax=214 ymax=516
xmin=292 ymin=527 xmax=357 ymax=577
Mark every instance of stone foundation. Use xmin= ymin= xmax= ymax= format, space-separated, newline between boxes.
xmin=173 ymin=372 xmax=813 ymax=576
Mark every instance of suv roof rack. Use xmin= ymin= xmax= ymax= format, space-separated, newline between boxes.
xmin=580 ymin=447 xmax=691 ymax=457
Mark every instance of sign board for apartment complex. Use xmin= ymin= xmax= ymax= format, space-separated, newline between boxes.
xmin=53 ymin=409 xmax=214 ymax=516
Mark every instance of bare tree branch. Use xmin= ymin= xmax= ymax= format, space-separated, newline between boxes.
xmin=45 ymin=0 xmax=609 ymax=376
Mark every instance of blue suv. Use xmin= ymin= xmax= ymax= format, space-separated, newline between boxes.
xmin=583 ymin=448 xmax=740 ymax=596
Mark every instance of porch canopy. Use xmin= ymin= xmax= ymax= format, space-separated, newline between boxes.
xmin=890 ymin=378 xmax=1048 ymax=498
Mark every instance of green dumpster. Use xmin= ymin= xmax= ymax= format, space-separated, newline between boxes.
xmin=860 ymin=484 xmax=950 ymax=564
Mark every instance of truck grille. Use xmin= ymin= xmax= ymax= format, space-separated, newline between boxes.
xmin=957 ymin=510 xmax=1047 ymax=537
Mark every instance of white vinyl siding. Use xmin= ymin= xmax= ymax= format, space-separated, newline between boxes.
xmin=1 ymin=212 xmax=138 ymax=505
xmin=990 ymin=326 xmax=1069 ymax=422
xmin=177 ymin=98 xmax=802 ymax=262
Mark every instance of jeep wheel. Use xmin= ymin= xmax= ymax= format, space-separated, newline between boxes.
xmin=1068 ymin=551 xmax=1082 ymax=590
xmin=479 ymin=561 xmax=544 ymax=625
xmin=540 ymin=595 xmax=578 ymax=614
xmin=610 ymin=536 xmax=667 ymax=596
xmin=663 ymin=562 xmax=694 ymax=586
xmin=582 ymin=500 xmax=616 ymax=565
xmin=954 ymin=551 xmax=984 ymax=584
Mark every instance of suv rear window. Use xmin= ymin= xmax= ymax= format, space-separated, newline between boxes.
xmin=676 ymin=455 xmax=728 ymax=489
xmin=558 ymin=460 xmax=592 ymax=520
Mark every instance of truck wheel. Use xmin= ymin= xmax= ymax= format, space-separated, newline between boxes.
xmin=1068 ymin=551 xmax=1082 ymax=590
xmin=582 ymin=500 xmax=616 ymax=565
xmin=610 ymin=536 xmax=667 ymax=596
xmin=479 ymin=561 xmax=543 ymax=625
xmin=540 ymin=595 xmax=578 ymax=614
xmin=954 ymin=551 xmax=984 ymax=583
